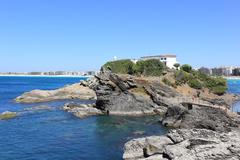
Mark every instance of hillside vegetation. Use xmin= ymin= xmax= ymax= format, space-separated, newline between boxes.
xmin=174 ymin=70 xmax=227 ymax=95
xmin=102 ymin=60 xmax=227 ymax=95
xmin=103 ymin=59 xmax=165 ymax=76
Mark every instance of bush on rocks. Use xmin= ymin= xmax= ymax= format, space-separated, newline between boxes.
xmin=188 ymin=79 xmax=203 ymax=90
xmin=180 ymin=64 xmax=192 ymax=73
xmin=133 ymin=59 xmax=165 ymax=76
xmin=103 ymin=59 xmax=134 ymax=74
xmin=103 ymin=59 xmax=165 ymax=76
xmin=174 ymin=70 xmax=190 ymax=85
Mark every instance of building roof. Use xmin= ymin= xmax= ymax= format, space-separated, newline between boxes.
xmin=141 ymin=54 xmax=176 ymax=59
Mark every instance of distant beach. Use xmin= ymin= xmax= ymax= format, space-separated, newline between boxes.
xmin=224 ymin=76 xmax=240 ymax=80
xmin=0 ymin=74 xmax=93 ymax=78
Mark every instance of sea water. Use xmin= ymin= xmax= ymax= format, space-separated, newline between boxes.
xmin=0 ymin=76 xmax=167 ymax=160
xmin=228 ymin=79 xmax=240 ymax=112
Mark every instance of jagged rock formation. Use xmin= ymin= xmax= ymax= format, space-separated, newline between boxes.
xmin=85 ymin=69 xmax=184 ymax=115
xmin=161 ymin=105 xmax=239 ymax=132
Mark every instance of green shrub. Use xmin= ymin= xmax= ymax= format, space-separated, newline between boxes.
xmin=180 ymin=64 xmax=192 ymax=73
xmin=211 ymin=86 xmax=227 ymax=95
xmin=133 ymin=59 xmax=165 ymax=76
xmin=205 ymin=77 xmax=227 ymax=95
xmin=103 ymin=59 xmax=165 ymax=76
xmin=188 ymin=79 xmax=203 ymax=89
xmin=192 ymin=70 xmax=209 ymax=82
xmin=206 ymin=77 xmax=226 ymax=88
xmin=103 ymin=59 xmax=134 ymax=74
xmin=162 ymin=78 xmax=177 ymax=88
xmin=174 ymin=70 xmax=190 ymax=85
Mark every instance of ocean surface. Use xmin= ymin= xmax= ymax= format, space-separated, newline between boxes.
xmin=0 ymin=76 xmax=167 ymax=160
xmin=228 ymin=79 xmax=240 ymax=112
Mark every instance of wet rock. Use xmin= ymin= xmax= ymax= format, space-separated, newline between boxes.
xmin=0 ymin=111 xmax=17 ymax=120
xmin=15 ymin=83 xmax=96 ymax=103
xmin=63 ymin=103 xmax=103 ymax=118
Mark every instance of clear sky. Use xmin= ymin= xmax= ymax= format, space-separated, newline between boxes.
xmin=1 ymin=0 xmax=240 ymax=72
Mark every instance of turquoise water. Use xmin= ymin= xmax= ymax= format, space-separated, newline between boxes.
xmin=0 ymin=76 xmax=167 ymax=160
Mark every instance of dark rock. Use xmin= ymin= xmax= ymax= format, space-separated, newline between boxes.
xmin=92 ymin=70 xmax=164 ymax=115
xmin=162 ymin=105 xmax=188 ymax=128
xmin=161 ymin=103 xmax=239 ymax=132
xmin=88 ymin=68 xmax=189 ymax=115
xmin=179 ymin=106 xmax=239 ymax=132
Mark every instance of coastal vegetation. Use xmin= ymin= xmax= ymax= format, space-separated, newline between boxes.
xmin=180 ymin=64 xmax=192 ymax=73
xmin=103 ymin=59 xmax=134 ymax=74
xmin=133 ymin=59 xmax=165 ymax=76
xmin=103 ymin=60 xmax=228 ymax=95
xmin=174 ymin=66 xmax=227 ymax=95
xmin=103 ymin=59 xmax=165 ymax=76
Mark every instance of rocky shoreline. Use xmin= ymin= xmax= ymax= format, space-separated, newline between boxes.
xmin=123 ymin=128 xmax=240 ymax=160
xmin=15 ymin=83 xmax=96 ymax=103
xmin=15 ymin=69 xmax=240 ymax=159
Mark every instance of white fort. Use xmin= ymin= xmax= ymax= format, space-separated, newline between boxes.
xmin=140 ymin=54 xmax=177 ymax=69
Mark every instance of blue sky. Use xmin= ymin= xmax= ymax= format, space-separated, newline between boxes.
xmin=0 ymin=0 xmax=240 ymax=72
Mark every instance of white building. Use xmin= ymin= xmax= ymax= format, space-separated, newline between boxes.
xmin=140 ymin=54 xmax=177 ymax=69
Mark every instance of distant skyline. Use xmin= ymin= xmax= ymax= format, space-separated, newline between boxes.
xmin=1 ymin=0 xmax=240 ymax=72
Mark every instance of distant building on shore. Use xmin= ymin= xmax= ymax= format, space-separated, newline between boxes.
xmin=212 ymin=68 xmax=225 ymax=76
xmin=140 ymin=54 xmax=177 ymax=69
xmin=197 ymin=66 xmax=239 ymax=77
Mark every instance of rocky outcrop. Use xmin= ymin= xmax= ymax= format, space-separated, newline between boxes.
xmin=15 ymin=83 xmax=96 ymax=103
xmin=88 ymin=69 xmax=181 ymax=115
xmin=123 ymin=128 xmax=240 ymax=160
xmin=161 ymin=105 xmax=239 ymax=132
xmin=123 ymin=101 xmax=240 ymax=160
xmin=63 ymin=103 xmax=103 ymax=118
xmin=0 ymin=111 xmax=17 ymax=120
